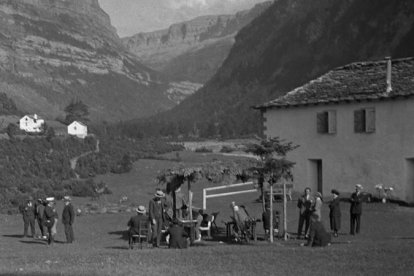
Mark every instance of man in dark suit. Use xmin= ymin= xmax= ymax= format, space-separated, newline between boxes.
xmin=127 ymin=205 xmax=149 ymax=249
xmin=297 ymin=187 xmax=314 ymax=239
xmin=43 ymin=197 xmax=58 ymax=245
xmin=62 ymin=196 xmax=75 ymax=243
xmin=303 ymin=213 xmax=331 ymax=247
xmin=149 ymin=190 xmax=165 ymax=247
xmin=329 ymin=189 xmax=341 ymax=237
xmin=350 ymin=184 xmax=364 ymax=235
xmin=35 ymin=198 xmax=46 ymax=239
xmin=21 ymin=197 xmax=36 ymax=238
xmin=166 ymin=219 xmax=188 ymax=249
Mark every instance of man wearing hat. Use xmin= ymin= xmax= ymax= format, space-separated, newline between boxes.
xmin=43 ymin=197 xmax=58 ymax=245
xmin=62 ymin=196 xmax=75 ymax=243
xmin=350 ymin=184 xmax=364 ymax=235
xmin=21 ymin=196 xmax=36 ymax=238
xmin=127 ymin=205 xmax=148 ymax=249
xmin=329 ymin=189 xmax=341 ymax=237
xmin=148 ymin=190 xmax=165 ymax=247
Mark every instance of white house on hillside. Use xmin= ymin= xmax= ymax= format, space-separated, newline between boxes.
xmin=68 ymin=121 xmax=87 ymax=138
xmin=19 ymin=114 xmax=45 ymax=133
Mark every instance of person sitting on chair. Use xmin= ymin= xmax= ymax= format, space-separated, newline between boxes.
xmin=165 ymin=218 xmax=188 ymax=249
xmin=127 ymin=205 xmax=148 ymax=248
xmin=302 ymin=213 xmax=331 ymax=247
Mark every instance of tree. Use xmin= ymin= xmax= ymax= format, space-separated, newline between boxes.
xmin=6 ymin=123 xmax=18 ymax=139
xmin=64 ymin=99 xmax=89 ymax=125
xmin=244 ymin=137 xmax=299 ymax=242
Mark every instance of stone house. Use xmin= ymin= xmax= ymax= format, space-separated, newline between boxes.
xmin=68 ymin=121 xmax=88 ymax=138
xmin=255 ymin=57 xmax=414 ymax=203
xmin=19 ymin=114 xmax=44 ymax=133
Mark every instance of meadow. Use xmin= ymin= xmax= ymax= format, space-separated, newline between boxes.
xmin=1 ymin=151 xmax=414 ymax=275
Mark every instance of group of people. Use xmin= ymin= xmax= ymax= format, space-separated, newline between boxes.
xmin=127 ymin=189 xmax=212 ymax=249
xmin=20 ymin=195 xmax=75 ymax=245
xmin=297 ymin=184 xmax=365 ymax=247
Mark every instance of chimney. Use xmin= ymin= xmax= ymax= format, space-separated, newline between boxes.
xmin=385 ymin=56 xmax=392 ymax=93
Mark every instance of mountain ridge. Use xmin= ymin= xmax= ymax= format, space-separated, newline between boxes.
xmin=122 ymin=1 xmax=273 ymax=83
xmin=132 ymin=0 xmax=414 ymax=138
xmin=0 ymin=0 xmax=177 ymax=122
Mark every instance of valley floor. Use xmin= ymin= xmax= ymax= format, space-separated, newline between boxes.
xmin=1 ymin=152 xmax=414 ymax=275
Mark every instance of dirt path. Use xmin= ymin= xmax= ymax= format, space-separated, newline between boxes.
xmin=70 ymin=139 xmax=100 ymax=176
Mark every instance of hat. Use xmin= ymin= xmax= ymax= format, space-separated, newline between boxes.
xmin=46 ymin=197 xmax=55 ymax=202
xmin=331 ymin=189 xmax=340 ymax=196
xmin=315 ymin=192 xmax=323 ymax=198
xmin=63 ymin=196 xmax=71 ymax=201
xmin=154 ymin=190 xmax=165 ymax=198
xmin=355 ymin=184 xmax=363 ymax=190
xmin=27 ymin=196 xmax=33 ymax=201
xmin=136 ymin=205 xmax=146 ymax=214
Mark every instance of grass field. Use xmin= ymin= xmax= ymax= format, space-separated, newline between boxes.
xmin=1 ymin=151 xmax=414 ymax=275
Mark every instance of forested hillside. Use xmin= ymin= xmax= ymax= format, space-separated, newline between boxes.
xmin=119 ymin=0 xmax=414 ymax=138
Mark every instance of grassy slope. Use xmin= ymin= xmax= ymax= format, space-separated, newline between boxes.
xmin=1 ymin=151 xmax=414 ymax=275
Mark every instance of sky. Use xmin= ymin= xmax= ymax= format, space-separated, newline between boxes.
xmin=98 ymin=0 xmax=268 ymax=37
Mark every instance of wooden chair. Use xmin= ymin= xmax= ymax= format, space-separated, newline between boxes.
xmin=211 ymin=211 xmax=220 ymax=233
xmin=130 ymin=220 xmax=149 ymax=249
xmin=199 ymin=214 xmax=215 ymax=239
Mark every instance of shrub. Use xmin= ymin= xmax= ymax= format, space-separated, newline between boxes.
xmin=220 ymin=145 xmax=236 ymax=153
xmin=195 ymin=147 xmax=213 ymax=153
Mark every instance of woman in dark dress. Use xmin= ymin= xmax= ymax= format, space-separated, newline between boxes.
xmin=328 ymin=189 xmax=341 ymax=237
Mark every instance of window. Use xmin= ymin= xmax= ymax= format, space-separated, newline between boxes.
xmin=317 ymin=110 xmax=336 ymax=134
xmin=354 ymin=107 xmax=375 ymax=133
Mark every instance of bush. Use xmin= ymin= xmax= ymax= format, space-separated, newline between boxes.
xmin=220 ymin=145 xmax=236 ymax=153
xmin=195 ymin=147 xmax=213 ymax=153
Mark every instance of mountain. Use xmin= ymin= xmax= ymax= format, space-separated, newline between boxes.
xmin=122 ymin=1 xmax=273 ymax=84
xmin=133 ymin=0 xmax=414 ymax=138
xmin=0 ymin=0 xmax=179 ymax=122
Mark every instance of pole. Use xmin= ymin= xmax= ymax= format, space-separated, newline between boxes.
xmin=269 ymin=183 xmax=274 ymax=243
xmin=188 ymin=179 xmax=194 ymax=245
xmin=283 ymin=179 xmax=287 ymax=241
xmin=202 ymin=188 xmax=206 ymax=210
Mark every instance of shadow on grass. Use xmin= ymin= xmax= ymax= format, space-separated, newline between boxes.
xmin=108 ymin=230 xmax=129 ymax=241
xmin=3 ymin=234 xmax=24 ymax=238
xmin=19 ymin=240 xmax=47 ymax=245
xmin=105 ymin=246 xmax=130 ymax=250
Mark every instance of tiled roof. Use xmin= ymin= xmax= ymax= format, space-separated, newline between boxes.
xmin=256 ymin=57 xmax=414 ymax=109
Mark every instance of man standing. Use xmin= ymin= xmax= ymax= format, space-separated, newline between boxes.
xmin=43 ymin=197 xmax=58 ymax=245
xmin=127 ymin=205 xmax=148 ymax=249
xmin=350 ymin=184 xmax=364 ymax=235
xmin=35 ymin=198 xmax=46 ymax=239
xmin=148 ymin=190 xmax=165 ymax=247
xmin=62 ymin=196 xmax=75 ymax=243
xmin=297 ymin=187 xmax=314 ymax=239
xmin=329 ymin=189 xmax=341 ymax=237
xmin=21 ymin=197 xmax=36 ymax=238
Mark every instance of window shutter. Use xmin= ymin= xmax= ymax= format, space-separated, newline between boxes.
xmin=354 ymin=109 xmax=365 ymax=133
xmin=317 ymin=112 xmax=328 ymax=133
xmin=328 ymin=110 xmax=337 ymax=134
xmin=365 ymin=107 xmax=376 ymax=133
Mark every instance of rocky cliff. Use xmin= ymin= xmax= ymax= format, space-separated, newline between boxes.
xmin=122 ymin=1 xmax=273 ymax=83
xmin=143 ymin=0 xmax=414 ymax=137
xmin=0 ymin=0 xmax=177 ymax=122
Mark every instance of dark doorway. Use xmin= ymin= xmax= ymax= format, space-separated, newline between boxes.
xmin=405 ymin=158 xmax=414 ymax=203
xmin=309 ymin=159 xmax=323 ymax=193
